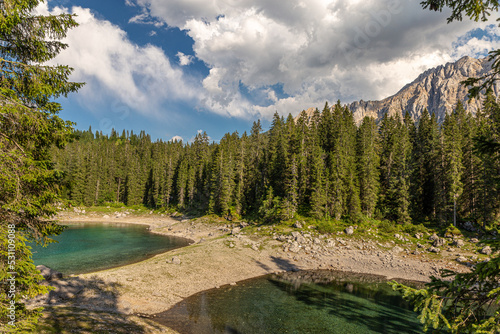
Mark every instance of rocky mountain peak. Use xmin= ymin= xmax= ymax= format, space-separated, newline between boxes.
xmin=297 ymin=56 xmax=498 ymax=125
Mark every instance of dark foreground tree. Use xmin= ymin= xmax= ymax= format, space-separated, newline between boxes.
xmin=0 ymin=1 xmax=82 ymax=331
xmin=392 ymin=1 xmax=500 ymax=332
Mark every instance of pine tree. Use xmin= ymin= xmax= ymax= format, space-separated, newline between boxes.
xmin=356 ymin=117 xmax=380 ymax=218
xmin=442 ymin=108 xmax=464 ymax=226
xmin=379 ymin=114 xmax=412 ymax=223
xmin=0 ymin=0 xmax=83 ymax=330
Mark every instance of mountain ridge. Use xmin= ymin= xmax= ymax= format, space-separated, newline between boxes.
xmin=298 ymin=56 xmax=499 ymax=124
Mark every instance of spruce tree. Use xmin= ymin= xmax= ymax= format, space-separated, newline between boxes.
xmin=0 ymin=0 xmax=83 ymax=330
xmin=356 ymin=117 xmax=380 ymax=218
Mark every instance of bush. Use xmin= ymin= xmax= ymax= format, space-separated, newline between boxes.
xmin=377 ymin=220 xmax=398 ymax=234
xmin=315 ymin=219 xmax=339 ymax=234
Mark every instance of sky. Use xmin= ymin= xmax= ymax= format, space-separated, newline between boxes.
xmin=40 ymin=0 xmax=500 ymax=142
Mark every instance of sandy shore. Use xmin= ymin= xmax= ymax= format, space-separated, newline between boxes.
xmin=29 ymin=211 xmax=471 ymax=318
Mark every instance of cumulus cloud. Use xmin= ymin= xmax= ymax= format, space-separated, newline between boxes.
xmin=126 ymin=0 xmax=497 ymax=119
xmin=170 ymin=135 xmax=184 ymax=142
xmin=37 ymin=3 xmax=198 ymax=118
xmin=177 ymin=52 xmax=195 ymax=66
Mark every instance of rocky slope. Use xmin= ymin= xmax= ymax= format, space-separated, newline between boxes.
xmin=299 ymin=56 xmax=499 ymax=124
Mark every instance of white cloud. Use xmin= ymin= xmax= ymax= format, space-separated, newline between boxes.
xmin=127 ymin=0 xmax=497 ymax=119
xmin=177 ymin=52 xmax=194 ymax=66
xmin=37 ymin=3 xmax=199 ymax=118
xmin=170 ymin=135 xmax=183 ymax=142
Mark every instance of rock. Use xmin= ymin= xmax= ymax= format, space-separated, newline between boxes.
xmin=291 ymin=231 xmax=305 ymax=243
xmin=251 ymin=244 xmax=260 ymax=251
xmin=415 ymin=233 xmax=423 ymax=239
xmin=313 ymin=238 xmax=321 ymax=245
xmin=345 ymin=226 xmax=354 ymax=235
xmin=231 ymin=227 xmax=241 ymax=235
xmin=480 ymin=246 xmax=492 ymax=255
xmin=171 ymin=256 xmax=181 ymax=265
xmin=326 ymin=239 xmax=336 ymax=248
xmin=289 ymin=242 xmax=301 ymax=253
xmin=103 ymin=215 xmax=110 ymax=219
xmin=456 ymin=256 xmax=468 ymax=263
xmin=453 ymin=239 xmax=465 ymax=248
xmin=463 ymin=221 xmax=476 ymax=232
xmin=342 ymin=57 xmax=495 ymax=125
xmin=413 ymin=250 xmax=421 ymax=255
xmin=392 ymin=246 xmax=404 ymax=253
xmin=198 ymin=238 xmax=206 ymax=244
xmin=428 ymin=246 xmax=440 ymax=253
xmin=433 ymin=237 xmax=446 ymax=248
xmin=230 ymin=282 xmax=237 ymax=286
xmin=36 ymin=265 xmax=63 ymax=281
xmin=229 ymin=242 xmax=235 ymax=248
xmin=278 ymin=235 xmax=287 ymax=242
xmin=429 ymin=233 xmax=439 ymax=241
xmin=239 ymin=222 xmax=248 ymax=228
xmin=293 ymin=221 xmax=303 ymax=229
xmin=470 ymin=238 xmax=479 ymax=243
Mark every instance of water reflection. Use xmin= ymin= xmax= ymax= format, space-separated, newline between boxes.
xmin=154 ymin=270 xmax=424 ymax=334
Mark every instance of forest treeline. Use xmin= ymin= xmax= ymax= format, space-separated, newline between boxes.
xmin=52 ymin=94 xmax=500 ymax=226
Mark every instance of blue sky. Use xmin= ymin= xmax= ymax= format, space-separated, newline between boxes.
xmin=41 ymin=0 xmax=500 ymax=142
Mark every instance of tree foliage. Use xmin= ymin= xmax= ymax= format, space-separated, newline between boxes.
xmin=0 ymin=0 xmax=82 ymax=331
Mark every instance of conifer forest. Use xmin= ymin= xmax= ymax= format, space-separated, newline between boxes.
xmin=52 ymin=94 xmax=500 ymax=227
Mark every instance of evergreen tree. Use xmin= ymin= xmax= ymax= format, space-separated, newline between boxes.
xmin=0 ymin=0 xmax=83 ymax=330
xmin=356 ymin=117 xmax=380 ymax=218
xmin=442 ymin=108 xmax=464 ymax=226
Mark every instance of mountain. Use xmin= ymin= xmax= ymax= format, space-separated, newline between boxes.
xmin=299 ymin=56 xmax=499 ymax=124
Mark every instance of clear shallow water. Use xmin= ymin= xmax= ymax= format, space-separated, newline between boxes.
xmin=154 ymin=270 xmax=424 ymax=334
xmin=30 ymin=222 xmax=191 ymax=275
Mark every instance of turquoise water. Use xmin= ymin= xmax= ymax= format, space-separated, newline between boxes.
xmin=155 ymin=270 xmax=423 ymax=334
xmin=30 ymin=222 xmax=190 ymax=275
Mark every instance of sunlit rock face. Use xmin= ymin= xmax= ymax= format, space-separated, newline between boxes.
xmin=298 ymin=56 xmax=499 ymax=124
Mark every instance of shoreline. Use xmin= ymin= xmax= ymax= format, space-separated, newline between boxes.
xmin=30 ymin=211 xmax=472 ymax=331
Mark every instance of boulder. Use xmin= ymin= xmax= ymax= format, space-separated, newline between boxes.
xmin=171 ymin=256 xmax=181 ymax=265
xmin=289 ymin=242 xmax=301 ymax=253
xmin=428 ymin=246 xmax=440 ymax=253
xmin=345 ymin=226 xmax=354 ymax=235
xmin=231 ymin=227 xmax=241 ymax=235
xmin=293 ymin=221 xmax=303 ymax=229
xmin=433 ymin=237 xmax=446 ymax=248
xmin=480 ymin=246 xmax=492 ymax=255
xmin=452 ymin=239 xmax=465 ymax=248
xmin=36 ymin=265 xmax=63 ymax=281
xmin=392 ymin=246 xmax=404 ymax=253
xmin=429 ymin=233 xmax=439 ymax=241
xmin=326 ymin=239 xmax=336 ymax=248
xmin=463 ymin=221 xmax=476 ymax=232
xmin=456 ymin=256 xmax=468 ymax=263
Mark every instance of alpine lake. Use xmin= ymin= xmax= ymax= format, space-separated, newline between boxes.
xmin=31 ymin=223 xmax=423 ymax=333
xmin=154 ymin=270 xmax=424 ymax=334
